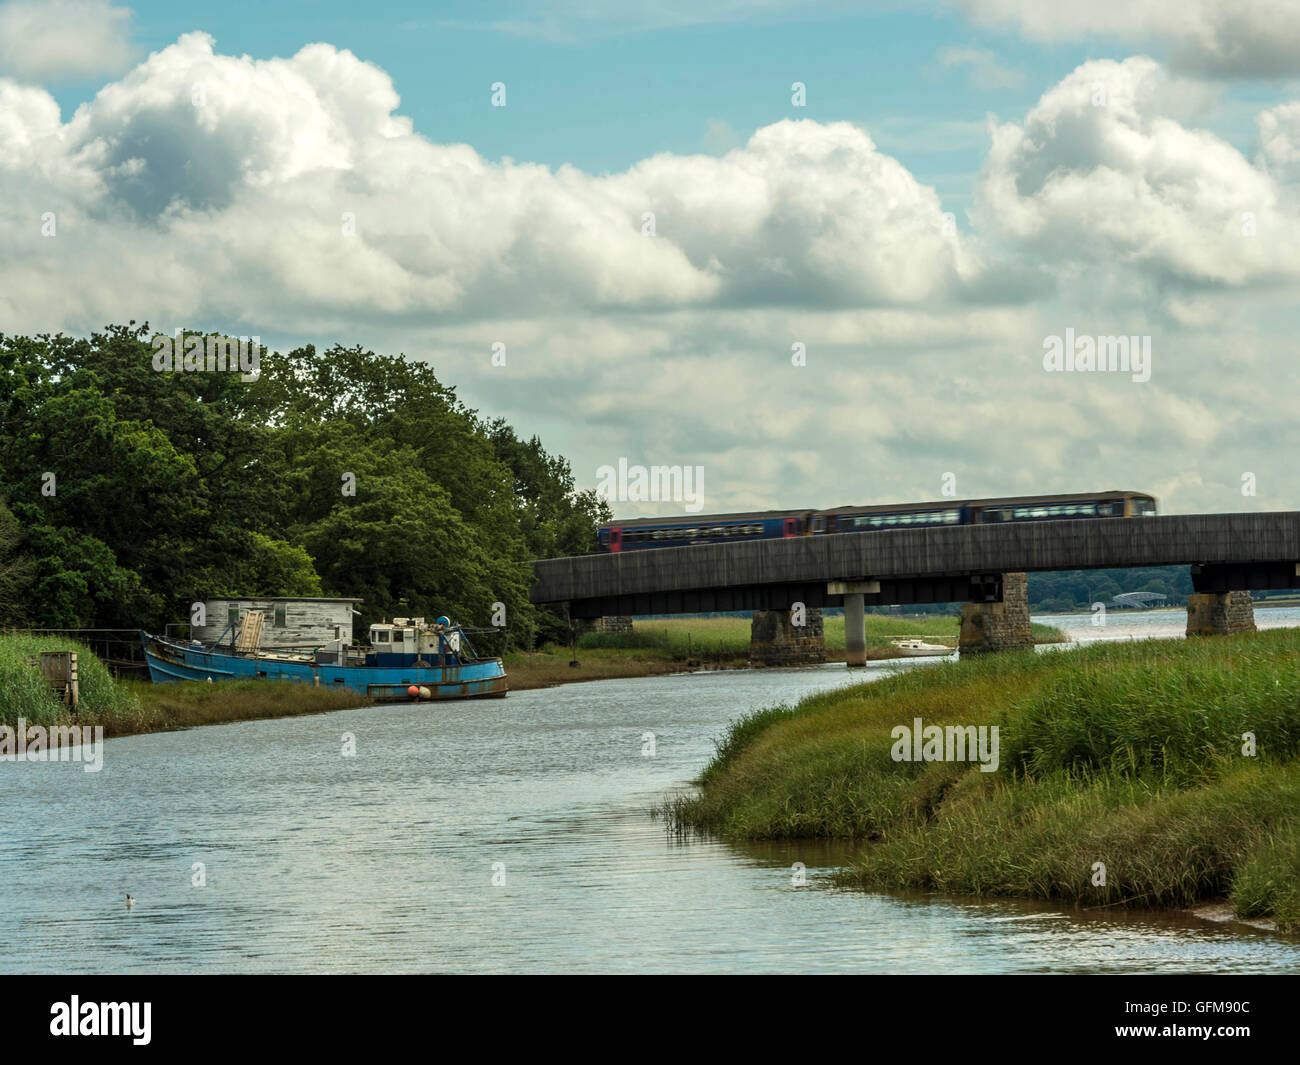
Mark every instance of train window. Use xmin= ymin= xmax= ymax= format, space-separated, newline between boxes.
xmin=812 ymin=517 xmax=825 ymax=533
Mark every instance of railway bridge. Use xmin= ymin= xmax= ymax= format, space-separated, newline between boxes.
xmin=530 ymin=512 xmax=1300 ymax=664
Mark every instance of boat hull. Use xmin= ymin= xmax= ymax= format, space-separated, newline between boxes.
xmin=891 ymin=644 xmax=954 ymax=658
xmin=140 ymin=633 xmax=508 ymax=702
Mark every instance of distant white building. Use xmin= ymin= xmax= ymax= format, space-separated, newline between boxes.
xmin=193 ymin=597 xmax=361 ymax=650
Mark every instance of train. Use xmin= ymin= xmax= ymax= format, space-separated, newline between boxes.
xmin=595 ymin=490 xmax=1158 ymax=552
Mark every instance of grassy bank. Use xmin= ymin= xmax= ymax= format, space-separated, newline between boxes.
xmin=0 ymin=635 xmax=371 ymax=738
xmin=664 ymin=628 xmax=1300 ymax=931
xmin=582 ymin=614 xmax=1063 ymax=659
xmin=507 ymin=614 xmax=1066 ymax=691
xmin=506 ymin=614 xmax=1064 ymax=690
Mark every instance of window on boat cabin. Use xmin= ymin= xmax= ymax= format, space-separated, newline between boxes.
xmin=274 ymin=605 xmax=286 ymax=627
xmin=374 ymin=630 xmax=390 ymax=643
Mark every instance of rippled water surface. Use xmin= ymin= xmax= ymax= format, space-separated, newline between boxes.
xmin=4 ymin=621 xmax=1300 ymax=973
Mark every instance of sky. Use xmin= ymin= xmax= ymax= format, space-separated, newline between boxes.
xmin=3 ymin=0 xmax=1300 ymax=518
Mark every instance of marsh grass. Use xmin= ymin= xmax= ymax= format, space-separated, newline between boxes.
xmin=577 ymin=615 xmax=1064 ymax=658
xmin=1232 ymin=820 xmax=1300 ymax=930
xmin=0 ymin=634 xmax=139 ymax=728
xmin=664 ymin=628 xmax=1300 ymax=926
xmin=0 ymin=635 xmax=372 ymax=737
xmin=122 ymin=679 xmax=371 ymax=734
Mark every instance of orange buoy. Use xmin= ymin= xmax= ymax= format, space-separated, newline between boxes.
xmin=407 ymin=685 xmax=419 ymax=699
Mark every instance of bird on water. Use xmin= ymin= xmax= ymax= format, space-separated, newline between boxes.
xmin=125 ymin=893 xmax=135 ymax=909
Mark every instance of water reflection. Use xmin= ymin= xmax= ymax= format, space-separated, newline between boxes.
xmin=1 ymin=652 xmax=1298 ymax=973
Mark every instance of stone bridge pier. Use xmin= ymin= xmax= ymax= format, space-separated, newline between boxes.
xmin=958 ymin=572 xmax=1034 ymax=656
xmin=572 ymin=615 xmax=634 ymax=637
xmin=749 ymin=607 xmax=826 ymax=667
xmin=1186 ymin=591 xmax=1256 ymax=636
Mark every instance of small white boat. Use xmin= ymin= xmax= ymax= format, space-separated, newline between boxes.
xmin=891 ymin=639 xmax=953 ymax=658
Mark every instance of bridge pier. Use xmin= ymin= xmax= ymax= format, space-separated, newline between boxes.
xmin=843 ymin=594 xmax=866 ymax=667
xmin=749 ymin=608 xmax=825 ymax=667
xmin=573 ymin=615 xmax=634 ymax=637
xmin=959 ymin=572 xmax=1034 ymax=656
xmin=1186 ymin=592 xmax=1256 ymax=636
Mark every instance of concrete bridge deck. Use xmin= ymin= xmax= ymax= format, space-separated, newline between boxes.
xmin=531 ymin=512 xmax=1300 ymax=615
xmin=531 ymin=512 xmax=1297 ymax=662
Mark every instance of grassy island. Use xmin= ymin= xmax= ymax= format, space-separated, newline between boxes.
xmin=664 ymin=628 xmax=1300 ymax=932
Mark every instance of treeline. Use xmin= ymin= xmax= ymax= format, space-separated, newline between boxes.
xmin=0 ymin=324 xmax=608 ymax=646
xmin=857 ymin=566 xmax=1197 ymax=616
xmin=1026 ymin=566 xmax=1194 ymax=612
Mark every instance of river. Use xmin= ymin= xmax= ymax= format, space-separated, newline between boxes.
xmin=3 ymin=611 xmax=1300 ymax=973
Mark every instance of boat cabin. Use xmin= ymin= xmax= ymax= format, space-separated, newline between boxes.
xmin=367 ymin=617 xmax=464 ymax=666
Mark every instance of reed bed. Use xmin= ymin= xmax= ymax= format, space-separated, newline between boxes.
xmin=0 ymin=635 xmax=371 ymax=737
xmin=664 ymin=628 xmax=1300 ymax=929
xmin=0 ymin=634 xmax=140 ymax=728
xmin=576 ymin=614 xmax=1064 ymax=657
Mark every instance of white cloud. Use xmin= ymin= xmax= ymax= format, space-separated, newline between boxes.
xmin=975 ymin=57 xmax=1300 ymax=287
xmin=953 ymin=0 xmax=1300 ymax=77
xmin=2 ymin=34 xmax=1300 ymax=518
xmin=1258 ymin=100 xmax=1300 ymax=183
xmin=0 ymin=0 xmax=133 ymax=82
xmin=1 ymin=33 xmax=980 ymax=329
xmin=935 ymin=45 xmax=1025 ymax=90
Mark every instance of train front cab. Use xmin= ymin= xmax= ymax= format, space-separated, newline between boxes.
xmin=783 ymin=511 xmax=816 ymax=537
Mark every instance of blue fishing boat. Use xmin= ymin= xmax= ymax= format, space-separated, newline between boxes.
xmin=141 ymin=614 xmax=508 ymax=701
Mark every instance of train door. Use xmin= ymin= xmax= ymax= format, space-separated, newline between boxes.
xmin=609 ymin=528 xmax=623 ymax=553
xmin=782 ymin=518 xmax=796 ymax=537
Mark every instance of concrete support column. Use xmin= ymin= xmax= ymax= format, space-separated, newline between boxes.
xmin=1186 ymin=592 xmax=1256 ymax=636
xmin=827 ymin=580 xmax=878 ymax=668
xmin=843 ymin=593 xmax=866 ymax=667
xmin=749 ymin=608 xmax=825 ymax=667
xmin=959 ymin=572 xmax=1034 ymax=656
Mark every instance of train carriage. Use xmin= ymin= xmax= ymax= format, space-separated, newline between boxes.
xmin=596 ymin=490 xmax=1156 ymax=552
